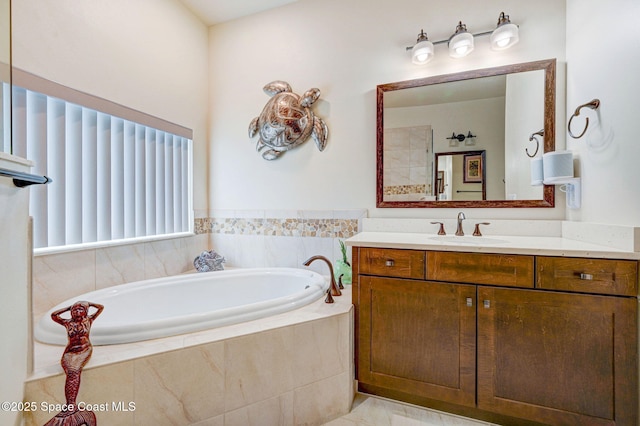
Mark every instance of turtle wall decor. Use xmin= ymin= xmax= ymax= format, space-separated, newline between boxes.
xmin=248 ymin=80 xmax=328 ymax=160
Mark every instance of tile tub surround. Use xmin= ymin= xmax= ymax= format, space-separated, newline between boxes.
xmin=196 ymin=209 xmax=366 ymax=274
xmin=32 ymin=233 xmax=210 ymax=319
xmin=26 ymin=288 xmax=354 ymax=425
xmin=383 ymin=125 xmax=433 ymax=201
xmin=32 ymin=209 xmax=365 ymax=321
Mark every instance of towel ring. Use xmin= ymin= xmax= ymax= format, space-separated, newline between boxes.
xmin=526 ymin=129 xmax=544 ymax=158
xmin=568 ymin=99 xmax=600 ymax=139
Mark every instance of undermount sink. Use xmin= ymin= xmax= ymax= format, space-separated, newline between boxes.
xmin=428 ymin=235 xmax=509 ymax=245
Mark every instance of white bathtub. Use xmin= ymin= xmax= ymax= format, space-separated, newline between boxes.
xmin=34 ymin=268 xmax=328 ymax=346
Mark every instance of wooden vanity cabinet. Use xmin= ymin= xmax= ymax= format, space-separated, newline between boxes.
xmin=358 ymin=275 xmax=477 ymax=407
xmin=477 ymin=287 xmax=637 ymax=426
xmin=353 ymin=247 xmax=639 ymax=426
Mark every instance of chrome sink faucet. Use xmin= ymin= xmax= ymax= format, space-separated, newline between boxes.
xmin=455 ymin=211 xmax=466 ymax=236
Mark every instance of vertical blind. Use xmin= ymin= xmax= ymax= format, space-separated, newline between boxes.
xmin=10 ymin=86 xmax=193 ymax=251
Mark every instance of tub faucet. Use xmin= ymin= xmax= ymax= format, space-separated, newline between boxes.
xmin=455 ymin=212 xmax=466 ymax=236
xmin=303 ymin=255 xmax=342 ymax=304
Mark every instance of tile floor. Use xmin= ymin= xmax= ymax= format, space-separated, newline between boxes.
xmin=325 ymin=394 xmax=498 ymax=426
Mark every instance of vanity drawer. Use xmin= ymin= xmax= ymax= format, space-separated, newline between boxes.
xmin=427 ymin=251 xmax=534 ymax=288
xmin=358 ymin=248 xmax=425 ymax=279
xmin=537 ymin=256 xmax=638 ymax=296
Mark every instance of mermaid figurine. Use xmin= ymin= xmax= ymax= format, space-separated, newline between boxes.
xmin=44 ymin=301 xmax=104 ymax=426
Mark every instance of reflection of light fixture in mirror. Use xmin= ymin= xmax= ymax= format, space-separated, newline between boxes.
xmin=407 ymin=12 xmax=519 ymax=64
xmin=448 ymin=22 xmax=474 ymax=58
xmin=447 ymin=131 xmax=476 ymax=146
xmin=411 ymin=30 xmax=434 ymax=64
xmin=490 ymin=12 xmax=520 ymax=50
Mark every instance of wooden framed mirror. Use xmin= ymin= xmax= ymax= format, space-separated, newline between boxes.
xmin=376 ymin=58 xmax=556 ymax=208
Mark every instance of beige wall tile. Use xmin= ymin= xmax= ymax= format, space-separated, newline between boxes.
xmin=144 ymin=238 xmax=189 ymax=279
xmin=292 ymin=313 xmax=350 ymax=387
xmin=224 ymin=392 xmax=293 ymax=426
xmin=191 ymin=414 xmax=225 ymax=426
xmin=24 ymin=361 xmax=134 ymax=426
xmin=24 ymin=373 xmax=66 ymax=426
xmin=132 ymin=342 xmax=225 ymax=425
xmin=224 ymin=327 xmax=295 ymax=411
xmin=293 ymin=372 xmax=353 ymax=426
xmin=96 ymin=243 xmax=145 ymax=289
xmin=32 ymin=250 xmax=96 ymax=317
xmin=74 ymin=362 xmax=135 ymax=426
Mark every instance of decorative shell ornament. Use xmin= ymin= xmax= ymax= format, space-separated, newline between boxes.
xmin=194 ymin=250 xmax=225 ymax=272
xmin=248 ymin=81 xmax=328 ymax=160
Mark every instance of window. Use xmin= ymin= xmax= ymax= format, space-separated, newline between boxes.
xmin=9 ymin=71 xmax=193 ymax=253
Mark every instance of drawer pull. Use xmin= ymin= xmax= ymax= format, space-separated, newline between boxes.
xmin=579 ymin=273 xmax=594 ymax=280
xmin=466 ymin=297 xmax=473 ymax=307
xmin=385 ymin=259 xmax=395 ymax=267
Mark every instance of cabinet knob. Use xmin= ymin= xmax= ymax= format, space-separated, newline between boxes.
xmin=483 ymin=300 xmax=491 ymax=309
xmin=466 ymin=297 xmax=473 ymax=307
xmin=579 ymin=273 xmax=594 ymax=280
xmin=385 ymin=259 xmax=395 ymax=267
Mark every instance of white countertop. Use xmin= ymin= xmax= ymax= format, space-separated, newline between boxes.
xmin=346 ymin=231 xmax=640 ymax=260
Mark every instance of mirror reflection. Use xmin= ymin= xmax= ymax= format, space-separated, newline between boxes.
xmin=377 ymin=59 xmax=556 ymax=208
xmin=435 ymin=150 xmax=486 ymax=201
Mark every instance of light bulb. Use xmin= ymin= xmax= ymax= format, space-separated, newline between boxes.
xmin=456 ymin=45 xmax=470 ymax=55
xmin=411 ymin=30 xmax=434 ymax=64
xmin=448 ymin=22 xmax=474 ymax=58
xmin=490 ymin=13 xmax=519 ymax=50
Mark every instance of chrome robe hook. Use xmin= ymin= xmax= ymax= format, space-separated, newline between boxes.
xmin=526 ymin=129 xmax=544 ymax=158
xmin=568 ymin=99 xmax=600 ymax=139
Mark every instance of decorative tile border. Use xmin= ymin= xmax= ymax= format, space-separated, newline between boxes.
xmin=194 ymin=217 xmax=360 ymax=239
xmin=383 ymin=184 xmax=428 ymax=195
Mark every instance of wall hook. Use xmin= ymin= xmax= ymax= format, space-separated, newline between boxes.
xmin=526 ymin=129 xmax=544 ymax=158
xmin=568 ymin=99 xmax=600 ymax=139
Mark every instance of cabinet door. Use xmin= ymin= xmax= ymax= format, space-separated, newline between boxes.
xmin=477 ymin=287 xmax=637 ymax=426
xmin=358 ymin=276 xmax=476 ymax=407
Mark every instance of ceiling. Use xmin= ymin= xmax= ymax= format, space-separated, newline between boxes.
xmin=177 ymin=0 xmax=299 ymax=26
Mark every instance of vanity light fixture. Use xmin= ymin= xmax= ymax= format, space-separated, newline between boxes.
xmin=448 ymin=22 xmax=474 ymax=58
xmin=490 ymin=12 xmax=519 ymax=50
xmin=407 ymin=12 xmax=519 ymax=64
xmin=411 ymin=30 xmax=435 ymax=64
xmin=447 ymin=131 xmax=476 ymax=146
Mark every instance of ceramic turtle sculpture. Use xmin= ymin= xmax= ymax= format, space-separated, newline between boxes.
xmin=248 ymin=81 xmax=328 ymax=160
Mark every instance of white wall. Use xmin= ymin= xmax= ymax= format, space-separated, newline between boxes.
xmin=208 ymin=0 xmax=566 ymax=219
xmin=12 ymin=0 xmax=210 ymax=212
xmin=0 ymin=154 xmax=31 ymax=426
xmin=566 ymin=0 xmax=640 ymax=226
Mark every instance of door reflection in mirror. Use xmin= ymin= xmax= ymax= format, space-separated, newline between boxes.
xmin=435 ymin=151 xmax=486 ymax=201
